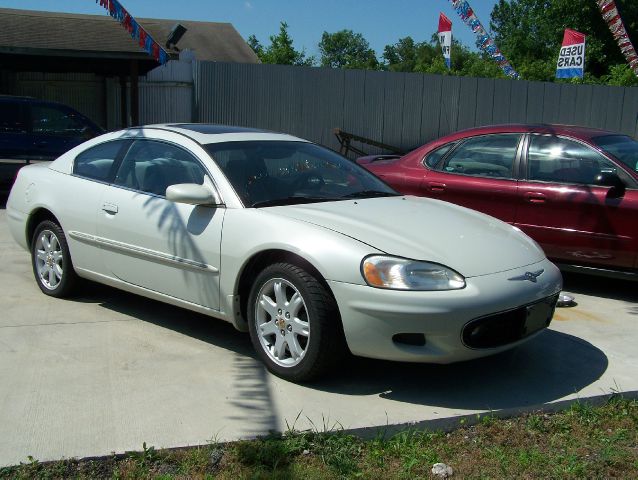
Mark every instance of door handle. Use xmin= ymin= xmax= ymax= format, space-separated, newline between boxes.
xmin=428 ymin=182 xmax=446 ymax=193
xmin=102 ymin=202 xmax=118 ymax=214
xmin=524 ymin=192 xmax=546 ymax=204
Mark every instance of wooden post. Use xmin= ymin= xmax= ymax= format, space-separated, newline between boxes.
xmin=119 ymin=75 xmax=127 ymax=128
xmin=130 ymin=60 xmax=139 ymax=126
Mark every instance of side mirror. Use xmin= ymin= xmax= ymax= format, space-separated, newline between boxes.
xmin=166 ymin=183 xmax=223 ymax=206
xmin=595 ymin=169 xmax=625 ymax=197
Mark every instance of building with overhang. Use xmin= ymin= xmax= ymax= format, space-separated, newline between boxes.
xmin=0 ymin=7 xmax=259 ymax=129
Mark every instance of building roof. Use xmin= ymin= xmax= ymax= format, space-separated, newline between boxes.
xmin=0 ymin=7 xmax=259 ymax=63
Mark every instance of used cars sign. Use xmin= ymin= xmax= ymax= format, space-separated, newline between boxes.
xmin=556 ymin=29 xmax=586 ymax=79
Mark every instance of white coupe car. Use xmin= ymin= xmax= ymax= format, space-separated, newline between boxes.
xmin=7 ymin=124 xmax=562 ymax=381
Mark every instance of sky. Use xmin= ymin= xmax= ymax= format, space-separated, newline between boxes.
xmin=0 ymin=0 xmax=500 ymax=59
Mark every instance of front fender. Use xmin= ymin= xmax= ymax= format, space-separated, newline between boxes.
xmin=219 ymin=208 xmax=382 ymax=329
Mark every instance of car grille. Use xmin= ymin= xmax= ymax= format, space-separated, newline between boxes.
xmin=462 ymin=294 xmax=559 ymax=349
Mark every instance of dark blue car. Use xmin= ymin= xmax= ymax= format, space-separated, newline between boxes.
xmin=0 ymin=96 xmax=104 ymax=161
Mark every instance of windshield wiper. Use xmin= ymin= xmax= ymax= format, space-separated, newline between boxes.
xmin=341 ymin=190 xmax=400 ymax=199
xmin=251 ymin=196 xmax=336 ymax=208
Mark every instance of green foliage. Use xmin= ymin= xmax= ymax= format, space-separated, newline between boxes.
xmin=318 ymin=29 xmax=379 ymax=70
xmin=247 ymin=22 xmax=314 ymax=67
xmin=247 ymin=34 xmax=263 ymax=58
xmin=247 ymin=4 xmax=638 ymax=84
xmin=604 ymin=64 xmax=638 ymax=86
xmin=383 ymin=36 xmax=419 ymax=72
xmin=1 ymin=398 xmax=638 ymax=478
xmin=382 ymin=35 xmax=504 ymax=80
xmin=490 ymin=0 xmax=638 ymax=83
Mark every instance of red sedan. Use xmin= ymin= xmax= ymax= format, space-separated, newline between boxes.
xmin=359 ymin=124 xmax=638 ymax=279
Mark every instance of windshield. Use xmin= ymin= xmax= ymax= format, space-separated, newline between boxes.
xmin=592 ymin=135 xmax=638 ymax=173
xmin=204 ymin=141 xmax=398 ymax=207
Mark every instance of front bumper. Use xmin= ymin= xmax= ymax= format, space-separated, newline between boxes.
xmin=328 ymin=258 xmax=562 ymax=363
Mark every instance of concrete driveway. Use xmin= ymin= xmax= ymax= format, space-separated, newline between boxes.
xmin=0 ymin=199 xmax=636 ymax=466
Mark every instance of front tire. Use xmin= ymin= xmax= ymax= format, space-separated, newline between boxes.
xmin=31 ymin=220 xmax=78 ymax=298
xmin=247 ymin=262 xmax=346 ymax=382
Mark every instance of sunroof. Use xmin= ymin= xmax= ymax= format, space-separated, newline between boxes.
xmin=169 ymin=124 xmax=266 ymax=134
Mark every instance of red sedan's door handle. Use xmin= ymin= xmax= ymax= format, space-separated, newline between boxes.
xmin=524 ymin=192 xmax=546 ymax=204
xmin=428 ymin=182 xmax=446 ymax=193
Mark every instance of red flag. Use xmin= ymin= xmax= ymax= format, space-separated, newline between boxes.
xmin=139 ymin=28 xmax=147 ymax=48
xmin=562 ymin=28 xmax=586 ymax=46
xmin=438 ymin=13 xmax=452 ymax=33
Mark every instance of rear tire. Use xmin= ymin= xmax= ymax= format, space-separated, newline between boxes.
xmin=31 ymin=220 xmax=78 ymax=298
xmin=247 ymin=262 xmax=346 ymax=382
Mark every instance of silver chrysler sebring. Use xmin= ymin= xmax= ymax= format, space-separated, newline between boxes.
xmin=7 ymin=124 xmax=562 ymax=382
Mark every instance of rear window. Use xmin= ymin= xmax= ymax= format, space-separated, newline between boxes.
xmin=74 ymin=141 xmax=126 ymax=182
xmin=438 ymin=134 xmax=520 ymax=178
xmin=424 ymin=142 xmax=456 ymax=168
xmin=32 ymin=104 xmax=90 ymax=137
xmin=0 ymin=101 xmax=27 ymax=133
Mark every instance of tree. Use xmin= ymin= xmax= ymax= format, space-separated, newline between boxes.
xmin=381 ymin=34 xmax=503 ymax=79
xmin=318 ymin=30 xmax=379 ymax=70
xmin=490 ymin=0 xmax=638 ymax=80
xmin=383 ymin=37 xmax=419 ymax=72
xmin=247 ymin=22 xmax=313 ymax=66
xmin=247 ymin=34 xmax=264 ymax=58
xmin=603 ymin=63 xmax=638 ymax=86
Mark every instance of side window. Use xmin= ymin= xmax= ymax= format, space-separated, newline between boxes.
xmin=0 ymin=102 xmax=27 ymax=133
xmin=440 ymin=135 xmax=520 ymax=178
xmin=31 ymin=105 xmax=87 ymax=136
xmin=424 ymin=143 xmax=456 ymax=168
xmin=114 ymin=140 xmax=207 ymax=196
xmin=527 ymin=136 xmax=617 ymax=185
xmin=74 ymin=141 xmax=125 ymax=182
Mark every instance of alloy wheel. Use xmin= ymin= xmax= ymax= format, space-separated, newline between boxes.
xmin=254 ymin=277 xmax=310 ymax=367
xmin=34 ymin=229 xmax=64 ymax=290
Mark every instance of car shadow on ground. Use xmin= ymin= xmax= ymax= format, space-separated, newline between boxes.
xmin=74 ymin=281 xmax=608 ymax=413
xmin=562 ymin=272 xmax=636 ymax=304
xmin=310 ymin=330 xmax=608 ymax=410
xmin=73 ymin=282 xmax=255 ymax=356
xmin=73 ymin=282 xmax=280 ymax=437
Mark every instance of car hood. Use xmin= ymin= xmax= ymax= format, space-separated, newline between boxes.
xmin=272 ymin=196 xmax=545 ymax=278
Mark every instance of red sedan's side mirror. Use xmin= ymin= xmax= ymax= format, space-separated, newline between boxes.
xmin=595 ymin=169 xmax=625 ymax=197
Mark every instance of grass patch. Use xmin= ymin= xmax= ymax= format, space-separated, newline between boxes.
xmin=1 ymin=397 xmax=637 ymax=479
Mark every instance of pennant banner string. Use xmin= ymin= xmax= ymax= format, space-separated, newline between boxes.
xmin=596 ymin=0 xmax=638 ymax=77
xmin=448 ymin=0 xmax=520 ymax=79
xmin=95 ymin=0 xmax=169 ymax=65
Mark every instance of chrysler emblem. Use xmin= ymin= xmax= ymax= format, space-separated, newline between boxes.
xmin=508 ymin=269 xmax=544 ymax=283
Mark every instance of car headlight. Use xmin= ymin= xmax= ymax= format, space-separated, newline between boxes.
xmin=361 ymin=255 xmax=465 ymax=291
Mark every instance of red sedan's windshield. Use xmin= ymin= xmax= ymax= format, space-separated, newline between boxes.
xmin=593 ymin=135 xmax=638 ymax=173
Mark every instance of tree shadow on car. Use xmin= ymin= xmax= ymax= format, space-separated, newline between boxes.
xmin=309 ymin=330 xmax=609 ymax=411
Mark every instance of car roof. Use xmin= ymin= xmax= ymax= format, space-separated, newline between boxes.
xmin=135 ymin=123 xmax=308 ymax=145
xmin=0 ymin=95 xmax=59 ymax=105
xmin=437 ymin=124 xmax=617 ymax=143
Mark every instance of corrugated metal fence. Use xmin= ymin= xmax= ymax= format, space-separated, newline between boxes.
xmin=194 ymin=62 xmax=638 ymax=155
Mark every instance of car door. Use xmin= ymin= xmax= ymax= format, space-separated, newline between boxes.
xmin=515 ymin=134 xmax=638 ymax=269
xmin=96 ymin=138 xmax=225 ymax=310
xmin=421 ymin=133 xmax=523 ymax=223
xmin=61 ymin=140 xmax=129 ymax=275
